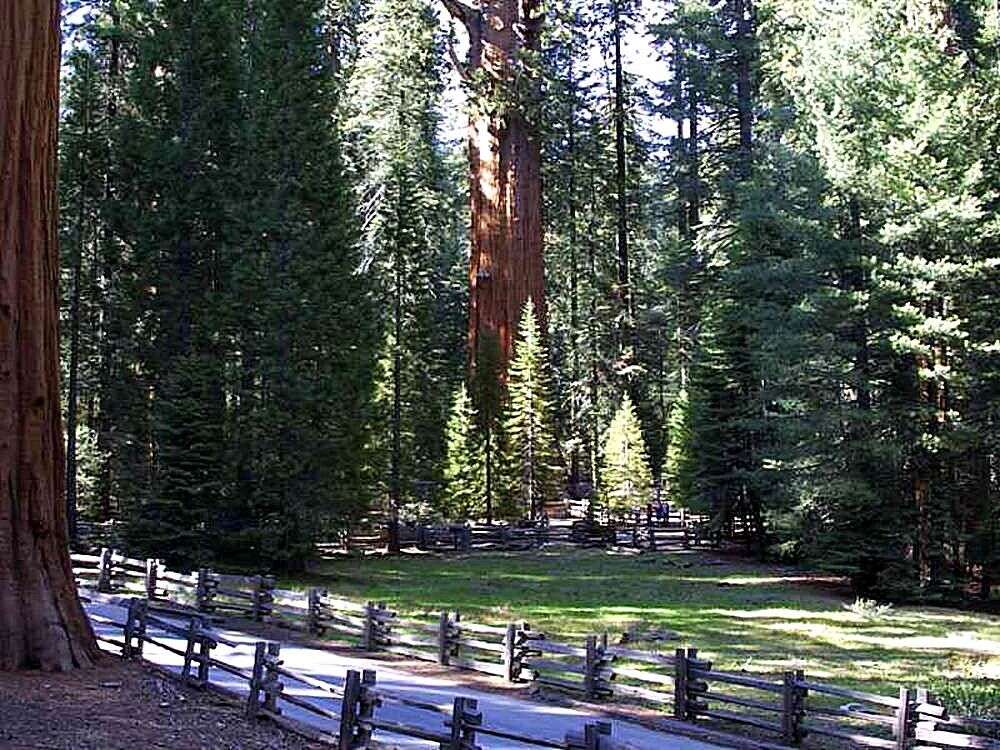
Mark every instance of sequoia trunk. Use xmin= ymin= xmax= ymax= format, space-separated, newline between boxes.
xmin=0 ymin=0 xmax=100 ymax=670
xmin=442 ymin=0 xmax=546 ymax=379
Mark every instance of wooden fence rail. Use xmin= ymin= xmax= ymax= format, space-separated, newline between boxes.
xmin=96 ymin=597 xmax=634 ymax=750
xmin=336 ymin=507 xmax=711 ymax=555
xmin=75 ymin=551 xmax=999 ymax=750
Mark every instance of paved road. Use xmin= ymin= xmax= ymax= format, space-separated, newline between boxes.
xmin=85 ymin=599 xmax=719 ymax=750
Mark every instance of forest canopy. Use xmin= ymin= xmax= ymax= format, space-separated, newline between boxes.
xmin=59 ymin=0 xmax=999 ymax=600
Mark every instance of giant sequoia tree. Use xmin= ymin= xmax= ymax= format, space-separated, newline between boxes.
xmin=1 ymin=0 xmax=99 ymax=670
xmin=441 ymin=0 xmax=547 ymax=380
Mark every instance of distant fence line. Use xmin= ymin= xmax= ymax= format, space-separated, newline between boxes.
xmin=74 ymin=550 xmax=999 ymax=750
xmin=75 ymin=507 xmax=742 ymax=557
xmin=92 ymin=596 xmax=628 ymax=750
xmin=337 ymin=507 xmax=728 ymax=555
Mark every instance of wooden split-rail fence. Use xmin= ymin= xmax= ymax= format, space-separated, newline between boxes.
xmin=92 ymin=597 xmax=630 ymax=750
xmin=74 ymin=550 xmax=1000 ymax=750
xmin=329 ymin=505 xmax=726 ymax=556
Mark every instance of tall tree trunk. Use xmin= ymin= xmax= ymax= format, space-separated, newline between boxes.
xmin=0 ymin=0 xmax=100 ymax=671
xmin=441 ymin=0 xmax=546 ymax=381
xmin=388 ymin=192 xmax=403 ymax=554
xmin=95 ymin=0 xmax=121 ymax=523
xmin=587 ymin=174 xmax=601 ymax=490
xmin=568 ymin=40 xmax=581 ymax=488
xmin=612 ymin=0 xmax=633 ymax=341
xmin=65 ymin=58 xmax=95 ymax=545
xmin=734 ymin=0 xmax=755 ymax=179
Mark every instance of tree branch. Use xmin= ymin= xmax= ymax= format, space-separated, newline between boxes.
xmin=440 ymin=0 xmax=477 ymax=30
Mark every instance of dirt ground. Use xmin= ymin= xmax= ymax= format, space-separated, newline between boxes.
xmin=0 ymin=659 xmax=325 ymax=750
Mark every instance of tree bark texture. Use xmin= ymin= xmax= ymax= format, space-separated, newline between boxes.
xmin=0 ymin=0 xmax=100 ymax=670
xmin=442 ymin=0 xmax=546 ymax=379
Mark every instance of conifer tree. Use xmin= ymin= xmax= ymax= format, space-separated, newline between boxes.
xmin=442 ymin=384 xmax=485 ymax=520
xmin=662 ymin=387 xmax=696 ymax=507
xmin=502 ymin=300 xmax=564 ymax=520
xmin=349 ymin=0 xmax=463 ymax=541
xmin=600 ymin=395 xmax=653 ymax=521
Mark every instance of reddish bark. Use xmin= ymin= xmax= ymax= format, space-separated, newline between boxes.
xmin=442 ymin=0 xmax=546 ymax=379
xmin=1 ymin=0 xmax=100 ymax=670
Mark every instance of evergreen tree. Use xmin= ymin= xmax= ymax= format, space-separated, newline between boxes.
xmin=502 ymin=300 xmax=564 ymax=520
xmin=349 ymin=0 xmax=463 ymax=534
xmin=115 ymin=0 xmax=243 ymax=567
xmin=600 ymin=395 xmax=653 ymax=521
xmin=442 ymin=384 xmax=485 ymax=520
xmin=662 ymin=387 xmax=696 ymax=507
xmin=224 ymin=0 xmax=378 ymax=569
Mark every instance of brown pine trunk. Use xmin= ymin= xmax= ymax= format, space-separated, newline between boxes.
xmin=0 ymin=0 xmax=100 ymax=671
xmin=612 ymin=0 xmax=633 ymax=338
xmin=442 ymin=0 xmax=546 ymax=379
xmin=734 ymin=0 xmax=755 ymax=179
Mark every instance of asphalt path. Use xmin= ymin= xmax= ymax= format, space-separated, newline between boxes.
xmin=85 ymin=599 xmax=720 ymax=750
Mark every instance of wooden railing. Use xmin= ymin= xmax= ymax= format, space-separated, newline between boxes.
xmin=336 ymin=508 xmax=706 ymax=555
xmin=75 ymin=550 xmax=1000 ymax=750
xmin=93 ymin=597 xmax=631 ymax=750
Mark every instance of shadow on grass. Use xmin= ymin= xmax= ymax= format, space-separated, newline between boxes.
xmin=283 ymin=549 xmax=999 ymax=703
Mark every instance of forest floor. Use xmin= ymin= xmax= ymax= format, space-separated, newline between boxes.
xmin=0 ymin=660 xmax=323 ymax=750
xmin=287 ymin=546 xmax=1000 ymax=718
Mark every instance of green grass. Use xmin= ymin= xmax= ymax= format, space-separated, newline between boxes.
xmin=287 ymin=548 xmax=1000 ymax=716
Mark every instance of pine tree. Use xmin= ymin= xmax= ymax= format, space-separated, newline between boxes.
xmin=442 ymin=384 xmax=485 ymax=520
xmin=600 ymin=395 xmax=653 ymax=521
xmin=349 ymin=0 xmax=463 ymax=539
xmin=502 ymin=300 xmax=564 ymax=520
xmin=225 ymin=0 xmax=378 ymax=569
xmin=59 ymin=48 xmax=108 ymax=539
xmin=662 ymin=387 xmax=696 ymax=507
xmin=116 ymin=0 xmax=244 ymax=567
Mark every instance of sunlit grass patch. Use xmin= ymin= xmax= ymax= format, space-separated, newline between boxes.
xmin=286 ymin=548 xmax=999 ymax=707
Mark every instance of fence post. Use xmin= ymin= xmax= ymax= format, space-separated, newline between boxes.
xmin=377 ymin=601 xmax=392 ymax=649
xmin=247 ymin=641 xmax=266 ymax=717
xmin=121 ymin=598 xmax=133 ymax=658
xmin=197 ymin=624 xmax=213 ymax=685
xmin=362 ymin=601 xmax=374 ymax=650
xmin=584 ymin=635 xmax=598 ymax=699
xmin=448 ymin=697 xmax=482 ymax=750
xmin=196 ymin=568 xmax=213 ymax=612
xmin=183 ymin=617 xmax=202 ymax=684
xmin=358 ymin=670 xmax=378 ymax=745
xmin=307 ymin=588 xmax=323 ymax=635
xmin=262 ymin=642 xmax=283 ymax=714
xmin=647 ymin=505 xmax=657 ymax=552
xmin=134 ymin=597 xmax=147 ymax=659
xmin=339 ymin=668 xmax=379 ymax=750
xmin=338 ymin=670 xmax=362 ymax=749
xmin=144 ymin=558 xmax=159 ymax=599
xmin=567 ymin=721 xmax=613 ymax=750
xmin=503 ymin=623 xmax=519 ymax=682
xmin=97 ymin=547 xmax=114 ymax=592
xmin=251 ymin=576 xmax=263 ymax=621
xmin=438 ymin=611 xmax=452 ymax=666
xmin=123 ymin=597 xmax=146 ymax=660
xmin=894 ymin=687 xmax=914 ymax=750
xmin=587 ymin=722 xmax=612 ymax=750
xmin=674 ymin=648 xmax=689 ymax=720
xmin=249 ymin=575 xmax=273 ymax=622
xmin=782 ymin=670 xmax=805 ymax=745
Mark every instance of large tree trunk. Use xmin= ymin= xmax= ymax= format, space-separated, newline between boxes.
xmin=0 ymin=0 xmax=100 ymax=671
xmin=442 ymin=0 xmax=546 ymax=379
